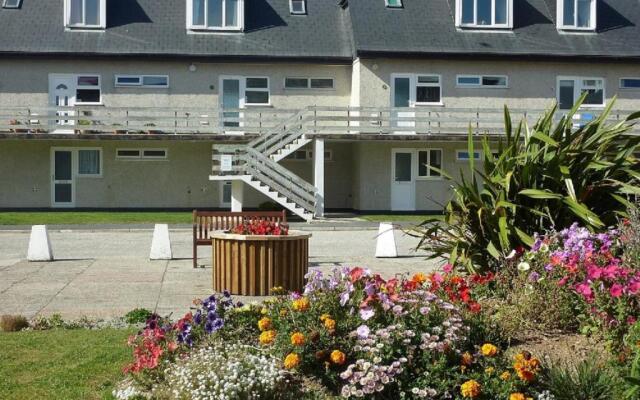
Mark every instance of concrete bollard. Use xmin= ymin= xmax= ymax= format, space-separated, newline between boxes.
xmin=150 ymin=224 xmax=173 ymax=260
xmin=375 ymin=222 xmax=398 ymax=258
xmin=27 ymin=225 xmax=54 ymax=261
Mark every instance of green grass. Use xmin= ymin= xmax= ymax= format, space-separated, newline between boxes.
xmin=0 ymin=211 xmax=192 ymax=225
xmin=0 ymin=328 xmax=135 ymax=400
xmin=358 ymin=214 xmax=440 ymax=223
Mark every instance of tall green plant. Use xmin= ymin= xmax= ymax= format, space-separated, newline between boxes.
xmin=416 ymin=96 xmax=640 ymax=273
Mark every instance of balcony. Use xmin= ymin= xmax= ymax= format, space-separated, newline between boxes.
xmin=1 ymin=105 xmax=637 ymax=139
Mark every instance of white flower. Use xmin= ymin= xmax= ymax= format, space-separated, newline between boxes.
xmin=517 ymin=261 xmax=531 ymax=272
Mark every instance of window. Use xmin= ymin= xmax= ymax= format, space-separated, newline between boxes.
xmin=456 ymin=0 xmax=512 ymax=28
xmin=456 ymin=150 xmax=482 ymax=161
xmin=415 ymin=75 xmax=442 ymax=104
xmin=78 ymin=149 xmax=101 ymax=176
xmin=2 ymin=0 xmax=21 ymax=9
xmin=188 ymin=0 xmax=244 ymax=31
xmin=115 ymin=75 xmax=169 ymax=88
xmin=418 ymin=149 xmax=442 ymax=178
xmin=116 ymin=149 xmax=168 ymax=160
xmin=557 ymin=77 xmax=605 ymax=109
xmin=244 ymin=77 xmax=270 ymax=105
xmin=65 ymin=0 xmax=105 ymax=29
xmin=75 ymin=75 xmax=101 ymax=104
xmin=288 ymin=150 xmax=332 ymax=161
xmin=456 ymin=75 xmax=508 ymax=88
xmin=290 ymin=0 xmax=306 ymax=14
xmin=385 ymin=0 xmax=403 ymax=8
xmin=557 ymin=0 xmax=596 ymax=30
xmin=284 ymin=77 xmax=335 ymax=90
xmin=620 ymin=78 xmax=640 ymax=90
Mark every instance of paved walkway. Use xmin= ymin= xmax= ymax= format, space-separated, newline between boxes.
xmin=0 ymin=228 xmax=440 ymax=320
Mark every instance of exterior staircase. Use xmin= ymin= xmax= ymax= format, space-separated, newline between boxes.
xmin=210 ymin=109 xmax=318 ymax=221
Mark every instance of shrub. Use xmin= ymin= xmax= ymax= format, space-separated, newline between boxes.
xmin=542 ymin=357 xmax=623 ymax=400
xmin=620 ymin=204 xmax=640 ymax=267
xmin=416 ymin=97 xmax=640 ymax=273
xmin=621 ymin=322 xmax=640 ymax=399
xmin=0 ymin=315 xmax=29 ymax=332
xmin=124 ymin=308 xmax=153 ymax=325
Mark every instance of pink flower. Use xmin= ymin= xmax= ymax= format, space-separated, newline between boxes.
xmin=575 ymin=282 xmax=593 ymax=301
xmin=628 ymin=280 xmax=640 ymax=294
xmin=443 ymin=263 xmax=453 ymax=274
xmin=586 ymin=265 xmax=603 ymax=280
xmin=609 ymin=283 xmax=624 ymax=298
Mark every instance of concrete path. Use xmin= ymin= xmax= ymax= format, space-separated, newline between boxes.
xmin=0 ymin=228 xmax=441 ymax=320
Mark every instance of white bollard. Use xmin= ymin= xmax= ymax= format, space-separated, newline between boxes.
xmin=27 ymin=225 xmax=54 ymax=261
xmin=150 ymin=224 xmax=173 ymax=260
xmin=375 ymin=222 xmax=398 ymax=258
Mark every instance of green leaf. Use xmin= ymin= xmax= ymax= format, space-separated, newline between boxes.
xmin=486 ymin=241 xmax=501 ymax=260
xmin=562 ymin=197 xmax=605 ymax=228
xmin=514 ymin=227 xmax=534 ymax=247
xmin=531 ymin=131 xmax=559 ymax=147
xmin=519 ymin=189 xmax=563 ymax=200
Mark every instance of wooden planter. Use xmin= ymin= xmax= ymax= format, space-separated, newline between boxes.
xmin=211 ymin=231 xmax=311 ymax=296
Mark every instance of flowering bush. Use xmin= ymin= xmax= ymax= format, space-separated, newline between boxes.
xmin=231 ymin=220 xmax=289 ymax=236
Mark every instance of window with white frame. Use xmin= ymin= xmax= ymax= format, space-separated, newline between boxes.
xmin=620 ymin=78 xmax=640 ymax=90
xmin=78 ymin=149 xmax=101 ymax=176
xmin=74 ymin=75 xmax=101 ymax=104
xmin=456 ymin=75 xmax=508 ymax=88
xmin=417 ymin=149 xmax=442 ymax=178
xmin=557 ymin=0 xmax=596 ymax=31
xmin=115 ymin=75 xmax=170 ymax=88
xmin=415 ymin=75 xmax=442 ymax=105
xmin=385 ymin=0 xmax=403 ymax=8
xmin=456 ymin=150 xmax=482 ymax=161
xmin=65 ymin=0 xmax=106 ymax=29
xmin=290 ymin=0 xmax=306 ymax=14
xmin=2 ymin=0 xmax=21 ymax=9
xmin=557 ymin=77 xmax=605 ymax=109
xmin=188 ymin=0 xmax=244 ymax=31
xmin=284 ymin=77 xmax=335 ymax=90
xmin=116 ymin=149 xmax=168 ymax=160
xmin=456 ymin=0 xmax=513 ymax=28
xmin=244 ymin=77 xmax=270 ymax=105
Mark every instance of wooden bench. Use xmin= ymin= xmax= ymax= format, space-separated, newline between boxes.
xmin=192 ymin=210 xmax=287 ymax=268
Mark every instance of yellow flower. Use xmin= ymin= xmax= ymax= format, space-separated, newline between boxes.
xmin=481 ymin=343 xmax=498 ymax=357
xmin=271 ymin=286 xmax=285 ymax=295
xmin=290 ymin=332 xmax=306 ymax=346
xmin=319 ymin=313 xmax=331 ymax=322
xmin=284 ymin=353 xmax=301 ymax=369
xmin=292 ymin=297 xmax=310 ymax=312
xmin=259 ymin=330 xmax=276 ymax=345
xmin=257 ymin=317 xmax=272 ymax=331
xmin=513 ymin=351 xmax=541 ymax=382
xmin=330 ymin=350 xmax=346 ymax=365
xmin=461 ymin=352 xmax=474 ymax=366
xmin=509 ymin=394 xmax=526 ymax=400
xmin=485 ymin=367 xmax=495 ymax=375
xmin=460 ymin=380 xmax=481 ymax=398
xmin=500 ymin=371 xmax=511 ymax=381
xmin=260 ymin=307 xmax=268 ymax=315
xmin=324 ymin=318 xmax=336 ymax=331
xmin=279 ymin=308 xmax=288 ymax=317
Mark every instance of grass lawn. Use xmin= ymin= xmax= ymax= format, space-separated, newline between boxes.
xmin=0 ymin=328 xmax=135 ymax=400
xmin=358 ymin=214 xmax=441 ymax=223
xmin=0 ymin=211 xmax=192 ymax=225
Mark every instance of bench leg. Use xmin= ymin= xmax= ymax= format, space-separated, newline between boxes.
xmin=193 ymin=244 xmax=197 ymax=268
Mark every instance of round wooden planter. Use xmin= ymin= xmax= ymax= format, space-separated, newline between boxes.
xmin=211 ymin=231 xmax=311 ymax=296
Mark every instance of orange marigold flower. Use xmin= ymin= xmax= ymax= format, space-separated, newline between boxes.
xmin=509 ymin=394 xmax=526 ymax=400
xmin=460 ymin=380 xmax=481 ymax=398
xmin=330 ymin=350 xmax=346 ymax=365
xmin=513 ymin=351 xmax=541 ymax=383
xmin=319 ymin=313 xmax=331 ymax=322
xmin=259 ymin=330 xmax=276 ymax=345
xmin=412 ymin=272 xmax=428 ymax=284
xmin=500 ymin=371 xmax=511 ymax=380
xmin=481 ymin=343 xmax=498 ymax=357
xmin=290 ymin=332 xmax=306 ymax=346
xmin=292 ymin=297 xmax=310 ymax=312
xmin=257 ymin=317 xmax=272 ymax=331
xmin=284 ymin=353 xmax=301 ymax=369
xmin=461 ymin=352 xmax=474 ymax=366
xmin=324 ymin=318 xmax=336 ymax=331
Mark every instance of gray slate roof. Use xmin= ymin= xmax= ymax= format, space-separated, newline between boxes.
xmin=347 ymin=0 xmax=640 ymax=60
xmin=0 ymin=0 xmax=353 ymax=61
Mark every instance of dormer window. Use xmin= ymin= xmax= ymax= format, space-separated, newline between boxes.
xmin=64 ymin=0 xmax=106 ymax=29
xmin=188 ymin=0 xmax=244 ymax=31
xmin=290 ymin=0 xmax=306 ymax=14
xmin=2 ymin=0 xmax=21 ymax=9
xmin=385 ymin=0 xmax=403 ymax=8
xmin=557 ymin=0 xmax=596 ymax=31
xmin=455 ymin=0 xmax=513 ymax=29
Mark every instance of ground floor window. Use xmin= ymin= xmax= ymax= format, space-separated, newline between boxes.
xmin=456 ymin=150 xmax=481 ymax=161
xmin=557 ymin=76 xmax=605 ymax=109
xmin=116 ymin=148 xmax=168 ymax=160
xmin=417 ymin=149 xmax=442 ymax=178
xmin=78 ymin=149 xmax=101 ymax=176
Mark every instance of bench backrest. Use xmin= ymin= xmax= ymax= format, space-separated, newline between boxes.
xmin=193 ymin=210 xmax=287 ymax=241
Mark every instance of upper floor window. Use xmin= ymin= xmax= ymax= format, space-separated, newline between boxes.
xmin=2 ymin=0 xmax=21 ymax=9
xmin=456 ymin=0 xmax=513 ymax=29
xmin=557 ymin=0 xmax=596 ymax=31
xmin=457 ymin=75 xmax=508 ymax=88
xmin=115 ymin=75 xmax=170 ymax=88
xmin=290 ymin=0 xmax=306 ymax=14
xmin=65 ymin=0 xmax=106 ymax=29
xmin=620 ymin=78 xmax=640 ymax=90
xmin=557 ymin=77 xmax=604 ymax=110
xmin=188 ymin=0 xmax=244 ymax=31
xmin=385 ymin=0 xmax=403 ymax=8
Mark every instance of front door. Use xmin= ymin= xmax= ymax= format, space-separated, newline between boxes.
xmin=49 ymin=75 xmax=75 ymax=134
xmin=220 ymin=77 xmax=244 ymax=134
xmin=51 ymin=149 xmax=75 ymax=207
xmin=391 ymin=149 xmax=416 ymax=211
xmin=391 ymin=74 xmax=415 ymax=134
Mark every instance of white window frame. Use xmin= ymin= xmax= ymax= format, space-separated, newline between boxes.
xmin=556 ymin=76 xmax=606 ymax=109
xmin=74 ymin=74 xmax=102 ymax=105
xmin=414 ymin=74 xmax=443 ymax=106
xmin=76 ymin=147 xmax=103 ymax=178
xmin=284 ymin=77 xmax=335 ymax=90
xmin=385 ymin=0 xmax=403 ymax=8
xmin=64 ymin=0 xmax=106 ymax=29
xmin=116 ymin=148 xmax=169 ymax=161
xmin=2 ymin=0 xmax=21 ymax=9
xmin=456 ymin=150 xmax=482 ymax=161
xmin=557 ymin=0 xmax=596 ymax=31
xmin=456 ymin=74 xmax=509 ymax=88
xmin=620 ymin=78 xmax=640 ymax=90
xmin=290 ymin=0 xmax=306 ymax=14
xmin=186 ymin=0 xmax=244 ymax=32
xmin=416 ymin=148 xmax=443 ymax=180
xmin=115 ymin=75 xmax=170 ymax=88
xmin=244 ymin=77 xmax=270 ymax=106
xmin=455 ymin=0 xmax=513 ymax=29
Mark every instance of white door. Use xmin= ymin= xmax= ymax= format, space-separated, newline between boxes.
xmin=391 ymin=74 xmax=415 ymax=134
xmin=220 ymin=181 xmax=232 ymax=208
xmin=51 ymin=149 xmax=75 ymax=207
xmin=220 ymin=76 xmax=244 ymax=135
xmin=49 ymin=75 xmax=75 ymax=134
xmin=391 ymin=149 xmax=416 ymax=211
